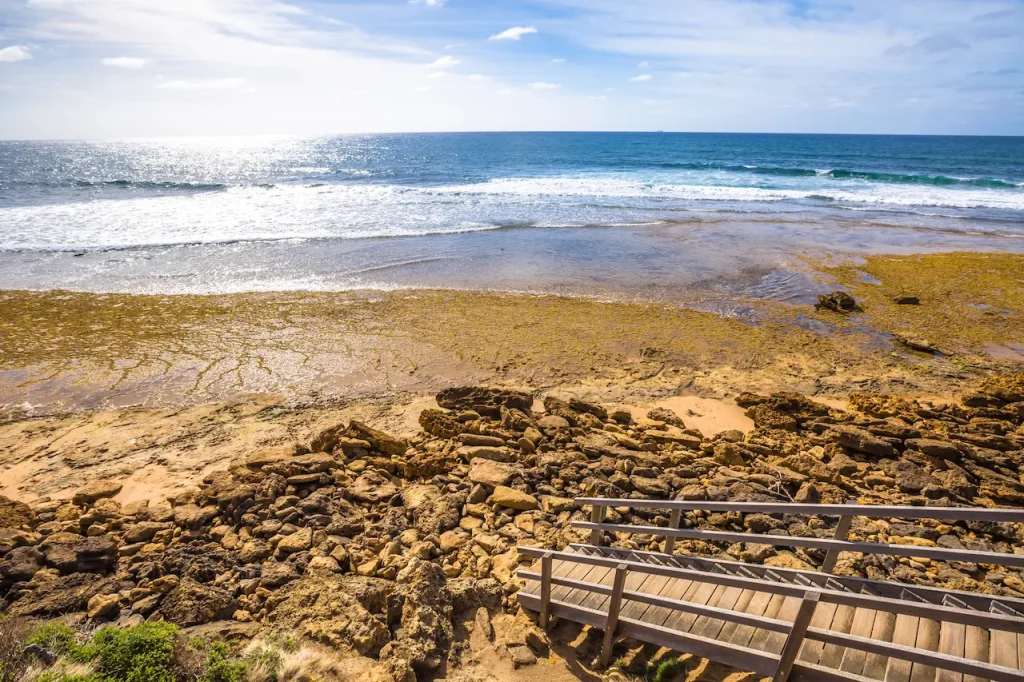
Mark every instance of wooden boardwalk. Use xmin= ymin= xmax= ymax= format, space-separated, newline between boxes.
xmin=517 ymin=501 xmax=1024 ymax=682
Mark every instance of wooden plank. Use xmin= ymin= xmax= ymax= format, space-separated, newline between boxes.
xmin=689 ymin=583 xmax=730 ymax=635
xmin=817 ymin=605 xmax=857 ymax=670
xmin=734 ymin=590 xmax=781 ymax=648
xmin=861 ymin=611 xmax=897 ymax=681
xmin=696 ymin=584 xmax=747 ymax=641
xmin=884 ymin=613 xmax=920 ymax=682
xmin=990 ymin=627 xmax=1019 ymax=675
xmin=809 ymin=627 xmax=1024 ymax=682
xmin=962 ymin=626 xmax=989 ymax=682
xmin=665 ymin=509 xmax=682 ymax=554
xmin=571 ymin=499 xmax=1024 ymax=523
xmin=539 ymin=552 xmax=553 ymax=628
xmin=638 ymin=572 xmax=696 ymax=630
xmin=750 ymin=594 xmax=791 ymax=652
xmin=840 ymin=608 xmax=879 ymax=677
xmin=908 ymin=617 xmax=940 ymax=682
xmin=936 ymin=621 xmax=966 ymax=682
xmin=720 ymin=589 xmax=757 ymax=643
xmin=659 ymin=577 xmax=712 ymax=634
xmin=669 ymin=579 xmax=721 ymax=634
xmin=589 ymin=504 xmax=604 ymax=545
xmin=798 ymin=601 xmax=840 ymax=666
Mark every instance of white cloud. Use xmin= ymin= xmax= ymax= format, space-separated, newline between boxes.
xmin=637 ymin=60 xmax=649 ymax=68
xmin=425 ymin=71 xmax=446 ymax=79
xmin=156 ymin=77 xmax=246 ymax=90
xmin=101 ymin=56 xmax=147 ymax=69
xmin=410 ymin=0 xmax=445 ymax=5
xmin=489 ymin=26 xmax=537 ymax=41
xmin=467 ymin=74 xmax=489 ymax=81
xmin=424 ymin=55 xmax=460 ymax=69
xmin=551 ymin=58 xmax=566 ymax=63
xmin=0 ymin=46 xmax=31 ymax=63
xmin=529 ymin=81 xmax=560 ymax=90
xmin=630 ymin=74 xmax=652 ymax=82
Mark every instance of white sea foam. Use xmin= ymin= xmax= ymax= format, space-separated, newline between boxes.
xmin=0 ymin=176 xmax=1022 ymax=252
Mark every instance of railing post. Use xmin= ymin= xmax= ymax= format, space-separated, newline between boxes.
xmin=590 ymin=503 xmax=605 ymax=546
xmin=820 ymin=499 xmax=857 ymax=574
xmin=772 ymin=591 xmax=820 ymax=682
xmin=539 ymin=551 xmax=553 ymax=628
xmin=600 ymin=563 xmax=629 ymax=668
xmin=664 ymin=508 xmax=682 ymax=554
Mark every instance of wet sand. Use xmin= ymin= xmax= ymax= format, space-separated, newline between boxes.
xmin=2 ymin=250 xmax=1023 ymax=504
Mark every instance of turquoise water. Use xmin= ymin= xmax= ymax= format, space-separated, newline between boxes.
xmin=0 ymin=133 xmax=1022 ymax=300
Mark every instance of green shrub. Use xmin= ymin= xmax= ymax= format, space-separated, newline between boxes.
xmin=88 ymin=622 xmax=179 ymax=682
xmin=193 ymin=640 xmax=246 ymax=682
xmin=25 ymin=622 xmax=91 ymax=662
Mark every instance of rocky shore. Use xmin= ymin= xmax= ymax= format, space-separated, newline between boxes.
xmin=5 ymin=375 xmax=1024 ymax=681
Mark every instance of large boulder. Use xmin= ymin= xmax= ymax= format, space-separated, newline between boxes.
xmin=0 ymin=496 xmax=36 ymax=530
xmin=72 ymin=481 xmax=123 ymax=506
xmin=10 ymin=572 xmax=116 ymax=617
xmin=489 ymin=486 xmax=538 ymax=511
xmin=0 ymin=546 xmax=44 ymax=582
xmin=160 ymin=577 xmax=239 ymax=626
xmin=468 ymin=459 xmax=516 ymax=488
xmin=264 ymin=573 xmax=396 ymax=657
xmin=436 ymin=387 xmax=534 ymax=418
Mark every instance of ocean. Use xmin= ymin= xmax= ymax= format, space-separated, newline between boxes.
xmin=1 ymin=132 xmax=1022 ymax=302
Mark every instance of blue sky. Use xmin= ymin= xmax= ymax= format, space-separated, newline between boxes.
xmin=0 ymin=0 xmax=1021 ymax=138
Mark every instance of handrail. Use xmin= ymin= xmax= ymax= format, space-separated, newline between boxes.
xmin=575 ymin=498 xmax=1024 ymax=523
xmin=517 ymin=546 xmax=1024 ymax=634
xmin=572 ymin=520 xmax=1024 ymax=569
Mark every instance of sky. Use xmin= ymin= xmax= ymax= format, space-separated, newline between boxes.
xmin=0 ymin=0 xmax=1022 ymax=139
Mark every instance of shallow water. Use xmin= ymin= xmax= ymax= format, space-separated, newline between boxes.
xmin=2 ymin=132 xmax=1022 ymax=301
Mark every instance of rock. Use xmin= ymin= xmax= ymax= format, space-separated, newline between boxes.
xmin=509 ymin=645 xmax=538 ymax=669
xmin=418 ymin=409 xmax=462 ymax=439
xmin=489 ymin=486 xmax=539 ymax=511
xmin=276 ymin=527 xmax=313 ymax=555
xmin=475 ymin=606 xmax=494 ymax=641
xmin=645 ymin=430 xmax=703 ymax=449
xmin=72 ymin=481 xmax=123 ymax=506
xmin=0 ymin=495 xmax=37 ymax=530
xmin=75 ymin=535 xmax=117 ymax=574
xmin=0 ymin=528 xmax=35 ymax=555
xmin=400 ymin=484 xmax=442 ymax=511
xmin=10 ymin=572 xmax=116 ymax=617
xmin=610 ymin=408 xmax=633 ymax=424
xmin=765 ymin=551 xmax=815 ymax=571
xmin=260 ymin=560 xmax=301 ymax=587
xmin=713 ymin=442 xmax=746 ymax=466
xmin=745 ymin=405 xmax=798 ymax=431
xmin=895 ymin=334 xmax=938 ymax=354
xmin=439 ymin=530 xmax=470 ymax=553
xmin=816 ymin=291 xmax=857 ymax=313
xmin=347 ymin=421 xmax=409 ymax=457
xmin=87 ymin=593 xmax=121 ymax=619
xmin=469 ymin=459 xmax=516 ymax=488
xmin=829 ymin=425 xmax=895 ymax=458
xmin=150 ymin=575 xmax=180 ymax=594
xmin=629 ymin=476 xmax=670 ymax=497
xmin=351 ymin=471 xmax=399 ymax=503
xmin=161 ymin=577 xmax=239 ymax=626
xmin=646 ymin=407 xmax=686 ymax=428
xmin=459 ymin=434 xmax=506 ymax=447
xmin=0 ymin=546 xmax=44 ymax=582
xmin=308 ymin=556 xmax=341 ymax=572
xmin=540 ymin=496 xmax=575 ymax=514
xmin=437 ymin=387 xmax=534 ymax=418
xmin=894 ymin=295 xmax=920 ymax=305
xmin=173 ymin=504 xmax=219 ymax=530
xmin=828 ymin=452 xmax=860 ymax=476
xmin=264 ymin=573 xmax=395 ymax=657
xmin=123 ymin=521 xmax=173 ymax=543
xmin=794 ymin=483 xmax=820 ymax=503
xmin=906 ymin=438 xmax=961 ymax=461
xmin=537 ymin=415 xmax=570 ymax=431
xmin=457 ymin=446 xmax=514 ymax=463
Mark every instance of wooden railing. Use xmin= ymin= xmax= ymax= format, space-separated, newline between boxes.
xmin=517 ymin=499 xmax=1024 ymax=682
